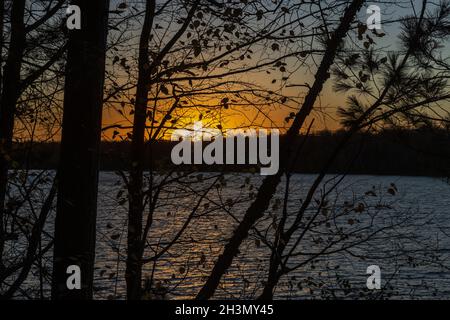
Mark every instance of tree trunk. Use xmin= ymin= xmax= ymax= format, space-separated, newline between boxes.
xmin=258 ymin=271 xmax=279 ymax=300
xmin=0 ymin=0 xmax=4 ymax=93
xmin=126 ymin=0 xmax=155 ymax=300
xmin=51 ymin=0 xmax=109 ymax=300
xmin=125 ymin=0 xmax=198 ymax=299
xmin=196 ymin=0 xmax=365 ymax=300
xmin=0 ymin=0 xmax=26 ymax=272
xmin=0 ymin=0 xmax=4 ymax=273
xmin=0 ymin=0 xmax=3 ymax=270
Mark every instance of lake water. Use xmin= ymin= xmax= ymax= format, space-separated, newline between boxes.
xmin=91 ymin=173 xmax=450 ymax=300
xmin=7 ymin=172 xmax=450 ymax=299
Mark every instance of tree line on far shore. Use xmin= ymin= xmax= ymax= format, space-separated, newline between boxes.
xmin=12 ymin=128 xmax=450 ymax=177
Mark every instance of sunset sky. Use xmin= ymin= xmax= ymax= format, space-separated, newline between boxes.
xmin=97 ymin=0 xmax=448 ymax=140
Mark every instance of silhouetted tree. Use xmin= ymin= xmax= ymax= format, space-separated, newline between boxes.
xmin=51 ymin=0 xmax=110 ymax=299
xmin=0 ymin=0 xmax=26 ymax=273
xmin=223 ymin=0 xmax=450 ymax=300
xmin=118 ymin=0 xmax=330 ymax=299
xmin=0 ymin=0 xmax=67 ymax=299
xmin=126 ymin=0 xmax=157 ymax=300
xmin=196 ymin=0 xmax=366 ymax=300
xmin=0 ymin=0 xmax=4 ymax=94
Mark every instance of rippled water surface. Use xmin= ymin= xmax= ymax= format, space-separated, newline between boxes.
xmin=90 ymin=173 xmax=450 ymax=300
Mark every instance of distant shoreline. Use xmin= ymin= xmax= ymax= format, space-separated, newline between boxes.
xmin=10 ymin=129 xmax=450 ymax=177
